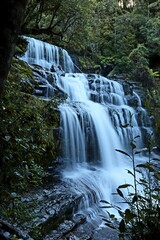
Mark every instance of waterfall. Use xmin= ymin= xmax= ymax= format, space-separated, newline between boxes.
xmin=21 ymin=36 xmax=154 ymax=224
xmin=21 ymin=36 xmax=75 ymax=72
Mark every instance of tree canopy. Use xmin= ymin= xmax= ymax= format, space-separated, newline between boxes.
xmin=19 ymin=0 xmax=160 ymax=84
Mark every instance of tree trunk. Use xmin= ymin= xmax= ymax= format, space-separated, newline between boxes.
xmin=0 ymin=0 xmax=28 ymax=99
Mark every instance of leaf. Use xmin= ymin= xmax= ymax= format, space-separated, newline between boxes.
xmin=118 ymin=184 xmax=132 ymax=189
xmin=139 ymin=179 xmax=147 ymax=184
xmin=118 ymin=210 xmax=124 ymax=218
xmin=100 ymin=200 xmax=110 ymax=204
xmin=152 ymin=158 xmax=160 ymax=162
xmin=136 ymin=163 xmax=147 ymax=168
xmin=119 ymin=219 xmax=125 ymax=233
xmin=154 ymin=173 xmax=160 ymax=180
xmin=100 ymin=206 xmax=112 ymax=209
xmin=110 ymin=214 xmax=115 ymax=219
xmin=136 ymin=163 xmax=155 ymax=172
xmin=135 ymin=150 xmax=141 ymax=155
xmin=134 ymin=135 xmax=140 ymax=139
xmin=132 ymin=195 xmax=138 ymax=204
xmin=105 ymin=223 xmax=116 ymax=229
xmin=125 ymin=209 xmax=136 ymax=222
xmin=127 ymin=169 xmax=134 ymax=176
xmin=117 ymin=188 xmax=124 ymax=198
xmin=130 ymin=142 xmax=136 ymax=149
xmin=120 ymin=123 xmax=129 ymax=128
xmin=115 ymin=149 xmax=131 ymax=159
xmin=151 ymin=194 xmax=159 ymax=200
xmin=102 ymin=218 xmax=111 ymax=223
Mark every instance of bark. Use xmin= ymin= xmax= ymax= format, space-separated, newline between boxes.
xmin=0 ymin=0 xmax=29 ymax=99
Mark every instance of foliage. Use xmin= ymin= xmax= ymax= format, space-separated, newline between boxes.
xmin=20 ymin=0 xmax=160 ymax=85
xmin=0 ymin=191 xmax=38 ymax=224
xmin=146 ymin=17 xmax=160 ymax=55
xmin=100 ymin=118 xmax=160 ymax=240
xmin=0 ymin=58 xmax=60 ymax=194
xmin=127 ymin=44 xmax=154 ymax=86
xmin=144 ymin=85 xmax=160 ymax=149
xmin=22 ymin=0 xmax=99 ymax=52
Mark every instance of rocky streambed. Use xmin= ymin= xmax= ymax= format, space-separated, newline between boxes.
xmin=0 ymin=172 xmax=118 ymax=240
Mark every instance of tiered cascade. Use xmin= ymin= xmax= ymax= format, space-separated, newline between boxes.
xmin=21 ymin=36 xmax=153 ymax=222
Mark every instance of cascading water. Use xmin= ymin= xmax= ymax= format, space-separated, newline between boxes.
xmin=21 ymin=36 xmax=154 ymax=225
xmin=21 ymin=36 xmax=74 ymax=72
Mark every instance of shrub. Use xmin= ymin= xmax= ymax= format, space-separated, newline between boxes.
xmin=0 ymin=58 xmax=60 ymax=193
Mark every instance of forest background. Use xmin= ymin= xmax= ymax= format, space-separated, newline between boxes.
xmin=0 ymin=0 xmax=160 ymax=231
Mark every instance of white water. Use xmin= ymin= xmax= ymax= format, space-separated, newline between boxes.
xmin=58 ymin=73 xmax=137 ymax=220
xmin=21 ymin=36 xmax=74 ymax=72
xmin=21 ymin=36 xmax=154 ymax=223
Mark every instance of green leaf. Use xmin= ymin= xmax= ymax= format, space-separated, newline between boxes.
xmin=117 ymin=188 xmax=124 ymax=198
xmin=127 ymin=169 xmax=134 ymax=176
xmin=135 ymin=150 xmax=141 ymax=155
xmin=119 ymin=219 xmax=125 ymax=233
xmin=100 ymin=206 xmax=112 ymax=209
xmin=152 ymin=158 xmax=160 ymax=162
xmin=132 ymin=195 xmax=138 ymax=204
xmin=118 ymin=210 xmax=124 ymax=218
xmin=105 ymin=223 xmax=116 ymax=229
xmin=125 ymin=209 xmax=136 ymax=222
xmin=130 ymin=142 xmax=136 ymax=149
xmin=118 ymin=184 xmax=132 ymax=189
xmin=121 ymin=123 xmax=129 ymax=128
xmin=102 ymin=218 xmax=111 ymax=223
xmin=115 ymin=149 xmax=131 ymax=159
xmin=151 ymin=194 xmax=159 ymax=200
xmin=100 ymin=200 xmax=110 ymax=204
xmin=134 ymin=135 xmax=140 ymax=139
xmin=136 ymin=163 xmax=155 ymax=172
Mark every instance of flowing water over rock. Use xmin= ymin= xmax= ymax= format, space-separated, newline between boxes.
xmin=20 ymin=36 xmax=155 ymax=238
